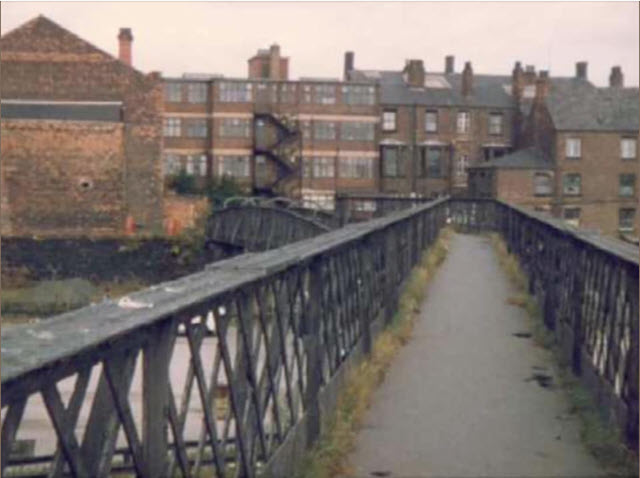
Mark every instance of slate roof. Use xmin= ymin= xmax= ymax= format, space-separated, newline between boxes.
xmin=544 ymin=79 xmax=639 ymax=131
xmin=350 ymin=69 xmax=515 ymax=109
xmin=470 ymin=147 xmax=552 ymax=170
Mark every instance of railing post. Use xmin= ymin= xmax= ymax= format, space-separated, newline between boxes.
xmin=384 ymin=226 xmax=399 ymax=324
xmin=305 ymin=257 xmax=324 ymax=447
xmin=142 ymin=320 xmax=174 ymax=477
xmin=360 ymin=238 xmax=374 ymax=356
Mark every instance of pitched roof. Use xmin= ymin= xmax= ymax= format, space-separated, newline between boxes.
xmin=0 ymin=15 xmax=109 ymax=57
xmin=470 ymin=147 xmax=552 ymax=170
xmin=544 ymin=79 xmax=639 ymax=131
xmin=350 ymin=69 xmax=515 ymax=109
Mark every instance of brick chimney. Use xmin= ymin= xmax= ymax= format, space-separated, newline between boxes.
xmin=118 ymin=28 xmax=133 ymax=66
xmin=575 ymin=61 xmax=588 ymax=80
xmin=404 ymin=59 xmax=425 ymax=88
xmin=462 ymin=61 xmax=473 ymax=96
xmin=511 ymin=61 xmax=524 ymax=100
xmin=269 ymin=44 xmax=281 ymax=81
xmin=609 ymin=66 xmax=624 ymax=88
xmin=535 ymin=70 xmax=550 ymax=101
xmin=445 ymin=55 xmax=455 ymax=74
xmin=344 ymin=51 xmax=354 ymax=80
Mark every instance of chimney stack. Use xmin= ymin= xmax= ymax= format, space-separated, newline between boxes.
xmin=269 ymin=44 xmax=281 ymax=81
xmin=511 ymin=61 xmax=524 ymax=99
xmin=344 ymin=51 xmax=355 ymax=80
xmin=404 ymin=59 xmax=425 ymax=88
xmin=118 ymin=28 xmax=133 ymax=66
xmin=535 ymin=70 xmax=549 ymax=101
xmin=575 ymin=61 xmax=588 ymax=80
xmin=609 ymin=66 xmax=624 ymax=88
xmin=462 ymin=61 xmax=473 ymax=96
xmin=445 ymin=55 xmax=455 ymax=74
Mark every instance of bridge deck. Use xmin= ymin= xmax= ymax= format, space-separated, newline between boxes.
xmin=346 ymin=233 xmax=605 ymax=477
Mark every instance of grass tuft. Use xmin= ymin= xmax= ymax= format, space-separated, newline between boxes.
xmin=300 ymin=228 xmax=453 ymax=478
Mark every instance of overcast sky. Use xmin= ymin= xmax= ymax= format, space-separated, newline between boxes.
xmin=1 ymin=2 xmax=638 ymax=86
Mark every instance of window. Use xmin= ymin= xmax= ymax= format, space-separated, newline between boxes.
xmin=563 ymin=173 xmax=581 ymax=195
xmin=313 ymin=84 xmax=336 ymax=104
xmin=185 ymin=156 xmax=195 ymax=175
xmin=425 ymin=110 xmax=438 ymax=133
xmin=455 ymin=155 xmax=469 ymax=177
xmin=342 ymin=85 xmax=375 ymax=105
xmin=303 ymin=157 xmax=335 ymax=178
xmin=164 ymin=153 xmax=181 ymax=175
xmin=218 ymin=156 xmax=250 ymax=177
xmin=220 ymin=118 xmax=251 ymax=137
xmin=564 ymin=207 xmax=581 ymax=227
xmin=382 ymin=111 xmax=396 ymax=132
xmin=382 ymin=147 xmax=405 ymax=177
xmin=313 ymin=121 xmax=336 ymax=140
xmin=619 ymin=208 xmax=636 ymax=231
xmin=302 ymin=84 xmax=313 ymax=104
xmin=255 ymin=83 xmax=277 ymax=103
xmin=621 ymin=138 xmax=637 ymax=159
xmin=279 ymin=84 xmax=297 ymax=103
xmin=489 ymin=113 xmax=503 ymax=135
xmin=533 ymin=173 xmax=552 ymax=196
xmin=423 ymin=148 xmax=442 ymax=177
xmin=301 ymin=120 xmax=311 ymax=140
xmin=186 ymin=119 xmax=207 ymax=138
xmin=619 ymin=174 xmax=636 ymax=197
xmin=187 ymin=83 xmax=207 ymax=103
xmin=165 ymin=83 xmax=182 ymax=102
xmin=341 ymin=122 xmax=374 ymax=141
xmin=457 ymin=111 xmax=470 ymax=133
xmin=219 ymin=82 xmax=253 ymax=102
xmin=193 ymin=155 xmax=207 ymax=176
xmin=163 ymin=117 xmax=181 ymax=137
xmin=338 ymin=157 xmax=374 ymax=179
xmin=565 ymin=138 xmax=581 ymax=158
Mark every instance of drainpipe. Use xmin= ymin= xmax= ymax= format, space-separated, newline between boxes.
xmin=411 ymin=102 xmax=417 ymax=193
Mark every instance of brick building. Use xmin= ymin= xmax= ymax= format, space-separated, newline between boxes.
xmin=469 ymin=63 xmax=639 ymax=238
xmin=162 ymin=45 xmax=380 ymax=209
xmin=0 ymin=16 xmax=164 ymax=237
xmin=346 ymin=54 xmax=518 ymax=197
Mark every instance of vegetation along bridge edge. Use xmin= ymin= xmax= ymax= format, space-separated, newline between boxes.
xmin=1 ymin=197 xmax=638 ymax=477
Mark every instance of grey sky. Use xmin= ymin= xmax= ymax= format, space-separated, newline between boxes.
xmin=1 ymin=2 xmax=638 ymax=86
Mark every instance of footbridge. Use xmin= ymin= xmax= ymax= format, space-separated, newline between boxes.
xmin=1 ymin=198 xmax=637 ymax=477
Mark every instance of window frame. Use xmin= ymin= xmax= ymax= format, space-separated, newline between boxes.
xmin=621 ymin=138 xmax=637 ymax=160
xmin=424 ymin=110 xmax=438 ymax=133
xmin=533 ymin=172 xmax=553 ymax=196
xmin=565 ymin=138 xmax=582 ymax=159
xmin=164 ymin=83 xmax=182 ymax=103
xmin=456 ymin=111 xmax=471 ymax=134
xmin=563 ymin=207 xmax=581 ymax=227
xmin=488 ymin=112 xmax=503 ymax=136
xmin=382 ymin=110 xmax=397 ymax=132
xmin=619 ymin=173 xmax=636 ymax=197
xmin=187 ymin=83 xmax=208 ymax=104
xmin=563 ymin=173 xmax=582 ymax=196
xmin=163 ymin=117 xmax=182 ymax=137
xmin=186 ymin=118 xmax=208 ymax=138
xmin=619 ymin=208 xmax=636 ymax=231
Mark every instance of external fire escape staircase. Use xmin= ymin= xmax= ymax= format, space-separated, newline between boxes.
xmin=253 ymin=102 xmax=301 ymax=196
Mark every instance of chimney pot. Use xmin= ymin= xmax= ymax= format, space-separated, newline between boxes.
xmin=462 ymin=61 xmax=473 ymax=96
xmin=405 ymin=59 xmax=425 ymax=88
xmin=344 ymin=51 xmax=355 ymax=80
xmin=576 ymin=61 xmax=588 ymax=80
xmin=609 ymin=66 xmax=623 ymax=88
xmin=445 ymin=55 xmax=455 ymax=74
xmin=118 ymin=27 xmax=133 ymax=66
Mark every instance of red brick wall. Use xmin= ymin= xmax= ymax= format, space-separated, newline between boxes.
xmin=1 ymin=120 xmax=126 ymax=236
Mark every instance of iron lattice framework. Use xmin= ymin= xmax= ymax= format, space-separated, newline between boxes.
xmin=1 ymin=197 xmax=638 ymax=477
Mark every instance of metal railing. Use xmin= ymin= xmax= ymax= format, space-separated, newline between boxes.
xmin=1 ymin=198 xmax=449 ymax=478
xmin=2 ymin=197 xmax=638 ymax=478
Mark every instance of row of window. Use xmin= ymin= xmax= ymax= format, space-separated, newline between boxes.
xmin=166 ymin=81 xmax=376 ymax=105
xmin=164 ymin=154 xmax=208 ymax=176
xmin=302 ymin=157 xmax=375 ymax=179
xmin=559 ymin=173 xmax=636 ymax=196
xmin=164 ymin=117 xmax=376 ymax=141
xmin=381 ymin=146 xmax=463 ymax=178
xmin=382 ymin=110 xmax=503 ymax=135
xmin=563 ymin=207 xmax=635 ymax=231
xmin=565 ymin=138 xmax=636 ymax=159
